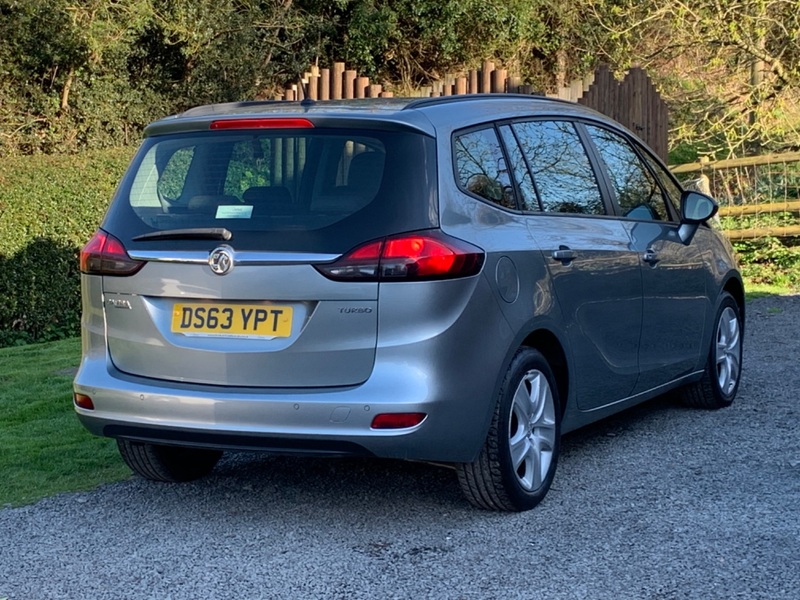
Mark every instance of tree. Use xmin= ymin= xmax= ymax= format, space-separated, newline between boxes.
xmin=585 ymin=0 xmax=800 ymax=158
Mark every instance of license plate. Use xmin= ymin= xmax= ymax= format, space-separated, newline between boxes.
xmin=171 ymin=302 xmax=293 ymax=338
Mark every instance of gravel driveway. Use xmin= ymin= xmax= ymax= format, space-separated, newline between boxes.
xmin=2 ymin=295 xmax=798 ymax=600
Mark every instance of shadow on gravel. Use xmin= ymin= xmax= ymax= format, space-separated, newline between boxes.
xmin=561 ymin=393 xmax=685 ymax=452
xmin=111 ymin=393 xmax=694 ymax=519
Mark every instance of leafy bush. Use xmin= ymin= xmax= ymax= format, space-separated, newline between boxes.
xmin=0 ymin=148 xmax=134 ymax=346
xmin=734 ymin=237 xmax=800 ymax=289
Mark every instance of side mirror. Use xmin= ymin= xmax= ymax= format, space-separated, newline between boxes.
xmin=681 ymin=191 xmax=718 ymax=223
xmin=678 ymin=191 xmax=719 ymax=243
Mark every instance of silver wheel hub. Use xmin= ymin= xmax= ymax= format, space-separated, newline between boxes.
xmin=509 ymin=369 xmax=557 ymax=491
xmin=716 ymin=306 xmax=741 ymax=395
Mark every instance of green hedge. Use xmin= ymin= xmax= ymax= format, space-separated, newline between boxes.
xmin=0 ymin=148 xmax=135 ymax=346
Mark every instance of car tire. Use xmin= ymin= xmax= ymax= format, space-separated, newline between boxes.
xmin=457 ymin=348 xmax=561 ymax=511
xmin=680 ymin=292 xmax=743 ymax=409
xmin=117 ymin=439 xmax=223 ymax=483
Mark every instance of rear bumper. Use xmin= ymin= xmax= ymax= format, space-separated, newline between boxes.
xmin=79 ymin=417 xmax=376 ymax=457
xmin=74 ymin=343 xmax=507 ymax=464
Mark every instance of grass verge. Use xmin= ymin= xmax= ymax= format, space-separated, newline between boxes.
xmin=0 ymin=337 xmax=129 ymax=507
xmin=0 ymin=273 xmax=791 ymax=508
xmin=744 ymin=281 xmax=799 ymax=300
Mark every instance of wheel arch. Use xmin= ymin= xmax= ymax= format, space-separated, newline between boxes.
xmin=520 ymin=328 xmax=570 ymax=420
xmin=722 ymin=273 xmax=745 ymax=333
xmin=466 ymin=320 xmax=572 ymax=465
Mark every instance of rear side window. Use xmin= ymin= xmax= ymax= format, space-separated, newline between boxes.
xmin=512 ymin=121 xmax=606 ymax=215
xmin=106 ymin=128 xmax=437 ymax=253
xmin=453 ymin=127 xmax=516 ymax=210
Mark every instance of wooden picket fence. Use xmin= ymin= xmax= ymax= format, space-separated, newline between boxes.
xmin=278 ymin=62 xmax=668 ymax=161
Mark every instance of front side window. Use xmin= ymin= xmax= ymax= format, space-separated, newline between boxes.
xmin=586 ymin=125 xmax=670 ymax=221
xmin=642 ymin=152 xmax=682 ymax=216
xmin=512 ymin=121 xmax=606 ymax=215
xmin=454 ymin=127 xmax=516 ymax=210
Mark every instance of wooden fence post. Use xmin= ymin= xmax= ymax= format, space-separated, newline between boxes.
xmin=355 ymin=76 xmax=369 ymax=98
xmin=308 ymin=68 xmax=319 ymax=101
xmin=481 ymin=61 xmax=494 ymax=93
xmin=332 ymin=62 xmax=345 ymax=100
xmin=491 ymin=69 xmax=507 ymax=93
xmin=344 ymin=70 xmax=357 ymax=99
xmin=320 ymin=68 xmax=330 ymax=100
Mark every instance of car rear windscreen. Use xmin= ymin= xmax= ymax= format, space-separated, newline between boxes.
xmin=102 ymin=128 xmax=438 ymax=253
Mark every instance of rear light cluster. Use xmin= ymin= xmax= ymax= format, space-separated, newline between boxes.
xmin=80 ymin=230 xmax=144 ymax=276
xmin=316 ymin=231 xmax=484 ymax=282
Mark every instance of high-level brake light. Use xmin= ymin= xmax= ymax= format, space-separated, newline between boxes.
xmin=210 ymin=118 xmax=314 ymax=130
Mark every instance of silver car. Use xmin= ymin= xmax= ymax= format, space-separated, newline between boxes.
xmin=74 ymin=96 xmax=744 ymax=511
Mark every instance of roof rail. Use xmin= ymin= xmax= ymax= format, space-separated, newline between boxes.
xmin=180 ymin=100 xmax=286 ymax=118
xmin=402 ymin=93 xmax=550 ymax=111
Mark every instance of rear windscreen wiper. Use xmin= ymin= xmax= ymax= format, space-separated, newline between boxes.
xmin=132 ymin=228 xmax=232 ymax=242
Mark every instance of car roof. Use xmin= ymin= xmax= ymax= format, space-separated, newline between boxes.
xmin=143 ymin=95 xmax=616 ymax=138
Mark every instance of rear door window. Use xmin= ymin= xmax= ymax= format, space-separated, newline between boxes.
xmin=511 ymin=121 xmax=606 ymax=215
xmin=498 ymin=125 xmax=539 ymax=211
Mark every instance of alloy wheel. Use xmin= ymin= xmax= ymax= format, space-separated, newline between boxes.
xmin=715 ymin=306 xmax=741 ymax=396
xmin=508 ymin=370 xmax=557 ymax=491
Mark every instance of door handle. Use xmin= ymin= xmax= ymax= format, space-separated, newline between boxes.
xmin=551 ymin=246 xmax=576 ymax=263
xmin=642 ymin=248 xmax=660 ymax=265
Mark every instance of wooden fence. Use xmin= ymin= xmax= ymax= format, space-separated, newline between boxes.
xmin=672 ymin=152 xmax=800 ymax=241
xmin=279 ymin=62 xmax=668 ymax=161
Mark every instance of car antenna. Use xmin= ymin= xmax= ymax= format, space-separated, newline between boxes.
xmin=299 ymin=77 xmax=315 ymax=109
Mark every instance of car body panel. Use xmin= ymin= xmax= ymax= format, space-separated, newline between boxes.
xmin=623 ymin=219 xmax=710 ymax=393
xmin=74 ymin=95 xmax=744 ymax=467
xmin=75 ymin=273 xmax=512 ymax=463
xmin=102 ymin=260 xmax=380 ymax=387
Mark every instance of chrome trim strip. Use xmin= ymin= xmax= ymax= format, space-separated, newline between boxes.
xmin=583 ymin=371 xmax=704 ymax=413
xmin=127 ymin=250 xmax=340 ymax=264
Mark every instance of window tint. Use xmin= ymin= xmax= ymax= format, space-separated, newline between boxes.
xmin=512 ymin=121 xmax=605 ymax=215
xmin=158 ymin=147 xmax=193 ymax=201
xmin=223 ymin=138 xmax=294 ymax=198
xmin=454 ymin=127 xmax=516 ymax=210
xmin=586 ymin=125 xmax=669 ymax=221
xmin=499 ymin=125 xmax=539 ymax=211
xmin=107 ymin=129 xmax=436 ymax=253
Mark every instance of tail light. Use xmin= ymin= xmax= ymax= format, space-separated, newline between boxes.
xmin=80 ymin=230 xmax=144 ymax=276
xmin=316 ymin=231 xmax=484 ymax=282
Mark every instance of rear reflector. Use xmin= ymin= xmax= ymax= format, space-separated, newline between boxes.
xmin=316 ymin=231 xmax=484 ymax=282
xmin=73 ymin=393 xmax=95 ymax=410
xmin=371 ymin=413 xmax=427 ymax=429
xmin=210 ymin=118 xmax=314 ymax=130
xmin=80 ymin=230 xmax=144 ymax=276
